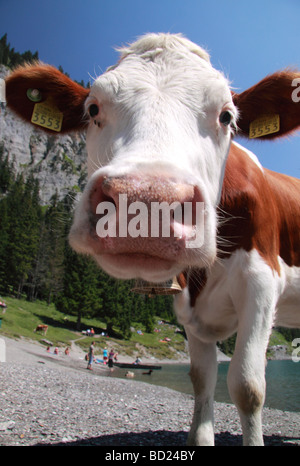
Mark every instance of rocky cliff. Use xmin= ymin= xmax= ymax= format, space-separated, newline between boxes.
xmin=0 ymin=65 xmax=88 ymax=205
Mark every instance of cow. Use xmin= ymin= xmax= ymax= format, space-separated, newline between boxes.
xmin=34 ymin=324 xmax=48 ymax=335
xmin=4 ymin=33 xmax=300 ymax=446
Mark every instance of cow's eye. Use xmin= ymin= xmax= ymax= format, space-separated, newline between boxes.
xmin=88 ymin=104 xmax=99 ymax=117
xmin=219 ymin=111 xmax=232 ymax=126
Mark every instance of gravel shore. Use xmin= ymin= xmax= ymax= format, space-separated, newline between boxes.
xmin=0 ymin=337 xmax=299 ymax=446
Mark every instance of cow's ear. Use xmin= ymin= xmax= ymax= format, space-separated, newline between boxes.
xmin=233 ymin=70 xmax=300 ymax=139
xmin=5 ymin=63 xmax=90 ymax=133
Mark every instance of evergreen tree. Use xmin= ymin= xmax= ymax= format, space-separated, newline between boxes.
xmin=153 ymin=294 xmax=176 ymax=323
xmin=0 ymin=33 xmax=39 ymax=68
xmin=0 ymin=197 xmax=10 ymax=292
xmin=55 ymin=245 xmax=104 ymax=330
xmin=0 ymin=147 xmax=14 ymax=292
xmin=0 ymin=144 xmax=14 ymax=194
xmin=114 ymin=280 xmax=135 ymax=339
xmin=100 ymin=276 xmax=133 ymax=339
xmin=39 ymin=192 xmax=69 ymax=303
xmin=0 ymin=34 xmax=9 ymax=66
xmin=0 ymin=174 xmax=42 ymax=296
xmin=143 ymin=295 xmax=155 ymax=333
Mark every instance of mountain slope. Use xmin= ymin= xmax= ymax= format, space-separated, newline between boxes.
xmin=0 ymin=65 xmax=88 ymax=205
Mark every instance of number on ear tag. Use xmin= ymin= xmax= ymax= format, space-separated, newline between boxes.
xmin=249 ymin=114 xmax=280 ymax=138
xmin=31 ymin=99 xmax=63 ymax=132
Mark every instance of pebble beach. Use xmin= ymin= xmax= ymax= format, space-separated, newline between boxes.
xmin=0 ymin=337 xmax=299 ymax=447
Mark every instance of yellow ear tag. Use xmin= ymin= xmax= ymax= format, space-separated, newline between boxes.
xmin=31 ymin=98 xmax=63 ymax=132
xmin=249 ymin=114 xmax=280 ymax=138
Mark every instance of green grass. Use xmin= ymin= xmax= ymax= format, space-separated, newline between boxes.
xmin=0 ymin=296 xmax=78 ymax=345
xmin=267 ymin=329 xmax=293 ymax=358
xmin=0 ymin=295 xmax=294 ymax=363
xmin=0 ymin=295 xmax=292 ymax=361
xmin=0 ymin=295 xmax=187 ymax=360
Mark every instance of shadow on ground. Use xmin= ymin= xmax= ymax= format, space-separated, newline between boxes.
xmin=36 ymin=430 xmax=299 ymax=447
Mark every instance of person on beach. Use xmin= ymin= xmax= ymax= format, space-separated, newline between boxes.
xmin=87 ymin=341 xmax=95 ymax=370
xmin=108 ymin=349 xmax=115 ymax=372
xmin=103 ymin=347 xmax=108 ymax=364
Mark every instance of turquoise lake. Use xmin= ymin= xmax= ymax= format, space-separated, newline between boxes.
xmin=111 ymin=360 xmax=300 ymax=412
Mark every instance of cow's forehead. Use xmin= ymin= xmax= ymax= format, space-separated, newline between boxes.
xmin=116 ymin=33 xmax=211 ymax=64
xmin=90 ymin=33 xmax=231 ymax=108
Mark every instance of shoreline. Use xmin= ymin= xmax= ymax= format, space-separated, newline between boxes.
xmin=0 ymin=335 xmax=292 ymax=374
xmin=0 ymin=334 xmax=230 ymax=366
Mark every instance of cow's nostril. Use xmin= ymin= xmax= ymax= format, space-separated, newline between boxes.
xmin=89 ymin=176 xmax=117 ymax=215
xmin=102 ymin=176 xmax=113 ymax=195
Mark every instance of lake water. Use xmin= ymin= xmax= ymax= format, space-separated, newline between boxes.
xmin=111 ymin=360 xmax=300 ymax=412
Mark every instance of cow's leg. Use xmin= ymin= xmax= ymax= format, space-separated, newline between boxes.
xmin=227 ymin=334 xmax=269 ymax=445
xmin=227 ymin=255 xmax=278 ymax=446
xmin=186 ymin=331 xmax=218 ymax=446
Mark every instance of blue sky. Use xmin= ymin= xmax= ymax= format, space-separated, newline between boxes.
xmin=1 ymin=0 xmax=300 ymax=177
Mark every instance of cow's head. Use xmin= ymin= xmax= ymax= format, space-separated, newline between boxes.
xmin=5 ymin=33 xmax=300 ymax=282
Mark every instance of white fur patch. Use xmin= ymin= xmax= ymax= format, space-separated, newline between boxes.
xmin=232 ymin=141 xmax=264 ymax=172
